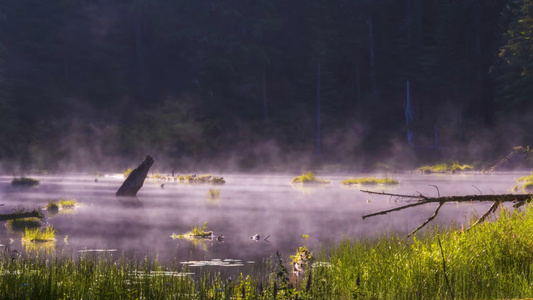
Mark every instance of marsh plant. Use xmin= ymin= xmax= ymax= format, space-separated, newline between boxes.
xmin=3 ymin=207 xmax=533 ymax=298
xmin=58 ymin=199 xmax=77 ymax=208
xmin=22 ymin=225 xmax=56 ymax=242
xmin=11 ymin=177 xmax=40 ymax=187
xmin=5 ymin=217 xmax=41 ymax=232
xmin=46 ymin=201 xmax=59 ymax=213
xmin=417 ymin=161 xmax=473 ymax=174
xmin=341 ymin=177 xmax=399 ymax=185
xmin=515 ymin=172 xmax=533 ymax=192
xmin=291 ymin=172 xmax=330 ymax=184
xmin=171 ymin=221 xmax=213 ymax=240
xmin=123 ymin=168 xmax=133 ymax=178
xmin=207 ymin=188 xmax=220 ymax=199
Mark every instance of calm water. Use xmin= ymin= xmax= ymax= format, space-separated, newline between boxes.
xmin=0 ymin=172 xmax=526 ymax=265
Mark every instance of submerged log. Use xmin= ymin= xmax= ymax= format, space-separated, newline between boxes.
xmin=116 ymin=155 xmax=154 ymax=197
xmin=0 ymin=210 xmax=42 ymax=221
xmin=361 ymin=189 xmax=533 ymax=237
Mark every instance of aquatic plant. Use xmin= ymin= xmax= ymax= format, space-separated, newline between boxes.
xmin=211 ymin=176 xmax=226 ymax=184
xmin=172 ymin=221 xmax=213 ymax=240
xmin=5 ymin=217 xmax=41 ymax=232
xmin=516 ymin=172 xmax=533 ymax=192
xmin=341 ymin=177 xmax=399 ymax=185
xmin=59 ymin=199 xmax=77 ymax=208
xmin=11 ymin=177 xmax=40 ymax=187
xmin=291 ymin=172 xmax=330 ymax=184
xmin=46 ymin=201 xmax=59 ymax=212
xmin=417 ymin=162 xmax=473 ymax=173
xmin=123 ymin=168 xmax=133 ymax=178
xmin=207 ymin=188 xmax=220 ymax=199
xmin=22 ymin=225 xmax=56 ymax=242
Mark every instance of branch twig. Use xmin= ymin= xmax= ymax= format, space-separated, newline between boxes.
xmin=408 ymin=201 xmax=444 ymax=237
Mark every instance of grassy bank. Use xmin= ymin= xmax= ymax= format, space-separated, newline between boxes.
xmin=2 ymin=207 xmax=533 ymax=299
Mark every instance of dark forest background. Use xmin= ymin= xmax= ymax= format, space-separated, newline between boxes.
xmin=0 ymin=0 xmax=532 ymax=172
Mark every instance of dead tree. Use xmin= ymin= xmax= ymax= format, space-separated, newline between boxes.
xmin=361 ymin=189 xmax=532 ymax=237
xmin=116 ymin=155 xmax=154 ymax=197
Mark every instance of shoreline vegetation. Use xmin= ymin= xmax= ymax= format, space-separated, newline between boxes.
xmin=417 ymin=161 xmax=474 ymax=174
xmin=2 ymin=207 xmax=533 ymax=298
xmin=291 ymin=172 xmax=330 ymax=184
xmin=341 ymin=177 xmax=399 ymax=185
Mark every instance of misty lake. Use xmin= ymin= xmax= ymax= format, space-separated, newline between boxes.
xmin=0 ymin=172 xmax=526 ymax=268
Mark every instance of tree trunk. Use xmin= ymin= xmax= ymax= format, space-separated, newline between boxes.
xmin=116 ymin=155 xmax=154 ymax=197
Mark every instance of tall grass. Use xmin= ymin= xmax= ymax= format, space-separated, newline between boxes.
xmin=291 ymin=172 xmax=330 ymax=184
xmin=3 ymin=207 xmax=533 ymax=298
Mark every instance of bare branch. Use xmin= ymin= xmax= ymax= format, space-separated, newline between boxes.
xmin=360 ymin=190 xmax=424 ymax=199
xmin=428 ymin=185 xmax=440 ymax=197
xmin=472 ymin=185 xmax=482 ymax=195
xmin=408 ymin=201 xmax=445 ymax=237
xmin=468 ymin=201 xmax=500 ymax=230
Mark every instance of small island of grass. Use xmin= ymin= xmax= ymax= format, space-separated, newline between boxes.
xmin=341 ymin=177 xmax=399 ymax=185
xmin=11 ymin=177 xmax=40 ymax=187
xmin=22 ymin=225 xmax=56 ymax=243
xmin=516 ymin=173 xmax=533 ymax=192
xmin=171 ymin=221 xmax=213 ymax=240
xmin=291 ymin=172 xmax=330 ymax=184
xmin=58 ymin=199 xmax=77 ymax=208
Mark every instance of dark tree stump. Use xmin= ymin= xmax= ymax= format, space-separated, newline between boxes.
xmin=116 ymin=155 xmax=154 ymax=197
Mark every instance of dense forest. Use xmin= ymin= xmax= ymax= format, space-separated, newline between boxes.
xmin=0 ymin=0 xmax=532 ymax=172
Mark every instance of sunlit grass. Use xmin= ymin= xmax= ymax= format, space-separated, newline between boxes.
xmin=11 ymin=177 xmax=40 ymax=187
xmin=207 ymin=188 xmax=220 ymax=199
xmin=417 ymin=161 xmax=473 ymax=173
xmin=59 ymin=199 xmax=77 ymax=208
xmin=3 ymin=207 xmax=533 ymax=298
xmin=22 ymin=225 xmax=56 ymax=242
xmin=171 ymin=221 xmax=213 ymax=240
xmin=46 ymin=201 xmax=59 ymax=213
xmin=291 ymin=172 xmax=330 ymax=184
xmin=341 ymin=177 xmax=399 ymax=185
xmin=123 ymin=168 xmax=133 ymax=178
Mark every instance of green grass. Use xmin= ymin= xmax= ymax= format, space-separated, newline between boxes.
xmin=123 ymin=168 xmax=133 ymax=178
xmin=5 ymin=217 xmax=41 ymax=232
xmin=5 ymin=207 xmax=533 ymax=298
xmin=207 ymin=188 xmax=220 ymax=199
xmin=59 ymin=199 xmax=77 ymax=208
xmin=171 ymin=221 xmax=213 ymax=240
xmin=341 ymin=177 xmax=399 ymax=185
xmin=417 ymin=162 xmax=473 ymax=173
xmin=11 ymin=177 xmax=40 ymax=187
xmin=22 ymin=225 xmax=56 ymax=242
xmin=291 ymin=172 xmax=330 ymax=184
xmin=46 ymin=201 xmax=59 ymax=213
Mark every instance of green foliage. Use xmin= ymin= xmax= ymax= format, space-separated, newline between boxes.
xmin=46 ymin=201 xmax=59 ymax=212
xmin=341 ymin=177 xmax=399 ymax=185
xmin=172 ymin=221 xmax=213 ymax=240
xmin=291 ymin=172 xmax=330 ymax=184
xmin=123 ymin=168 xmax=133 ymax=178
xmin=417 ymin=162 xmax=473 ymax=173
xmin=22 ymin=225 xmax=56 ymax=242
xmin=59 ymin=199 xmax=77 ymax=208
xmin=207 ymin=188 xmax=220 ymax=199
xmin=11 ymin=177 xmax=40 ymax=187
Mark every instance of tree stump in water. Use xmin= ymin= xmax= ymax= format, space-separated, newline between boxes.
xmin=116 ymin=155 xmax=154 ymax=197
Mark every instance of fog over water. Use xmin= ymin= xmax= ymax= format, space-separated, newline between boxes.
xmin=0 ymin=172 xmax=526 ymax=265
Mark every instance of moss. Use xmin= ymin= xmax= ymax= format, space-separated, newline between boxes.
xmin=341 ymin=177 xmax=399 ymax=185
xmin=291 ymin=172 xmax=330 ymax=184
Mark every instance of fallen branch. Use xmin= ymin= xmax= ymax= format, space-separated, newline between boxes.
xmin=0 ymin=211 xmax=42 ymax=221
xmin=361 ymin=189 xmax=532 ymax=236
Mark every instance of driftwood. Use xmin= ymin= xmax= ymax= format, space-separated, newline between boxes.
xmin=361 ymin=189 xmax=532 ymax=237
xmin=116 ymin=155 xmax=154 ymax=197
xmin=0 ymin=210 xmax=42 ymax=221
